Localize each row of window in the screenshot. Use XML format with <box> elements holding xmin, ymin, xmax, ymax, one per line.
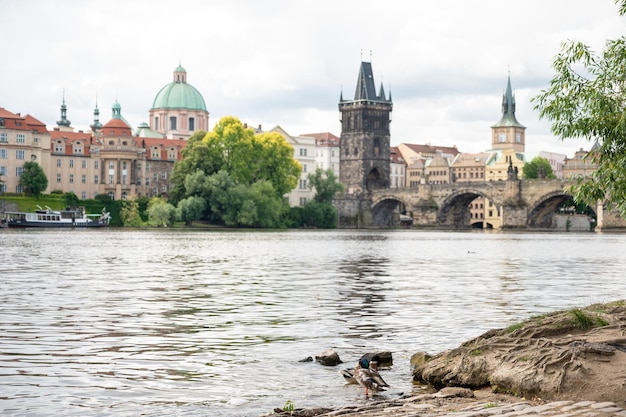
<box><xmin>154</xmin><ymin>116</ymin><xmax>195</xmax><ymax>131</ymax></box>
<box><xmin>0</xmin><ymin>132</ymin><xmax>36</xmax><ymax>144</ymax></box>
<box><xmin>52</xmin><ymin>159</ymin><xmax>168</xmax><ymax>173</ymax></box>
<box><xmin>0</xmin><ymin>166</ymin><xmax>22</xmax><ymax>176</ymax></box>
<box><xmin>0</xmin><ymin>149</ymin><xmax>26</xmax><ymax>159</ymax></box>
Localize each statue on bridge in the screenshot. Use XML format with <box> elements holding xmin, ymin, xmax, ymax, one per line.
<box><xmin>507</xmin><ymin>160</ymin><xmax>519</xmax><ymax>180</ymax></box>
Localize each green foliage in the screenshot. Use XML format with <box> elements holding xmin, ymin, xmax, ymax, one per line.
<box><xmin>522</xmin><ymin>157</ymin><xmax>556</xmax><ymax>179</ymax></box>
<box><xmin>532</xmin><ymin>2</ymin><xmax>626</xmax><ymax>215</ymax></box>
<box><xmin>120</xmin><ymin>199</ymin><xmax>144</xmax><ymax>227</ymax></box>
<box><xmin>95</xmin><ymin>194</ymin><xmax>113</xmax><ymax>203</ymax></box>
<box><xmin>63</xmin><ymin>192</ymin><xmax>79</xmax><ymax>207</ymax></box>
<box><xmin>301</xmin><ymin>201</ymin><xmax>337</xmax><ymax>228</ymax></box>
<box><xmin>169</xmin><ymin>117</ymin><xmax>301</xmax><ymax>227</ymax></box>
<box><xmin>19</xmin><ymin>161</ymin><xmax>48</xmax><ymax>196</ymax></box>
<box><xmin>283</xmin><ymin>400</ymin><xmax>295</xmax><ymax>412</ymax></box>
<box><xmin>146</xmin><ymin>197</ymin><xmax>176</xmax><ymax>227</ymax></box>
<box><xmin>569</xmin><ymin>309</ymin><xmax>595</xmax><ymax>329</ymax></box>
<box><xmin>177</xmin><ymin>195</ymin><xmax>207</xmax><ymax>225</ymax></box>
<box><xmin>308</xmin><ymin>168</ymin><xmax>344</xmax><ymax>203</ymax></box>
<box><xmin>203</xmin><ymin>171</ymin><xmax>286</xmax><ymax>228</ymax></box>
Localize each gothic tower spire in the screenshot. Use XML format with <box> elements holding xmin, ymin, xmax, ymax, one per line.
<box><xmin>56</xmin><ymin>90</ymin><xmax>71</xmax><ymax>128</ymax></box>
<box><xmin>491</xmin><ymin>73</ymin><xmax>526</xmax><ymax>152</ymax></box>
<box><xmin>339</xmin><ymin>60</ymin><xmax>393</xmax><ymax>201</ymax></box>
<box><xmin>90</xmin><ymin>95</ymin><xmax>103</xmax><ymax>132</ymax></box>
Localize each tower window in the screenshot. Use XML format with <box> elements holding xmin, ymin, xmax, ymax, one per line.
<box><xmin>169</xmin><ymin>117</ymin><xmax>177</xmax><ymax>130</ymax></box>
<box><xmin>189</xmin><ymin>117</ymin><xmax>195</xmax><ymax>131</ymax></box>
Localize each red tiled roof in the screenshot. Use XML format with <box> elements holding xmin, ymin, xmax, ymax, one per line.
<box><xmin>390</xmin><ymin>146</ymin><xmax>405</xmax><ymax>164</ymax></box>
<box><xmin>136</xmin><ymin>136</ymin><xmax>188</xmax><ymax>160</ymax></box>
<box><xmin>302</xmin><ymin>132</ymin><xmax>340</xmax><ymax>146</ymax></box>
<box><xmin>24</xmin><ymin>114</ymin><xmax>48</xmax><ymax>133</ymax></box>
<box><xmin>0</xmin><ymin>107</ymin><xmax>20</xmax><ymax>119</ymax></box>
<box><xmin>403</xmin><ymin>143</ymin><xmax>460</xmax><ymax>156</ymax></box>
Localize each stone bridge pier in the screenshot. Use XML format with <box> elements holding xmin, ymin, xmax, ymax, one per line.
<box><xmin>335</xmin><ymin>179</ymin><xmax>626</xmax><ymax>231</ymax></box>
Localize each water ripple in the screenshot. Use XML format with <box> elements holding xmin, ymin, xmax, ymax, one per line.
<box><xmin>1</xmin><ymin>229</ymin><xmax>625</xmax><ymax>416</ymax></box>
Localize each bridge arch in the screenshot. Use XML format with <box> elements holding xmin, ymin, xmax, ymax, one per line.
<box><xmin>437</xmin><ymin>188</ymin><xmax>496</xmax><ymax>229</ymax></box>
<box><xmin>527</xmin><ymin>189</ymin><xmax>596</xmax><ymax>228</ymax></box>
<box><xmin>371</xmin><ymin>195</ymin><xmax>411</xmax><ymax>227</ymax></box>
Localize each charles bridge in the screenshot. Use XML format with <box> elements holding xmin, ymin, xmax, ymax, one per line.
<box><xmin>337</xmin><ymin>179</ymin><xmax>626</xmax><ymax>231</ymax></box>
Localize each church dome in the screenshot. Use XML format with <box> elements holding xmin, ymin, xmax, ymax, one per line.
<box><xmin>151</xmin><ymin>65</ymin><xmax>207</xmax><ymax>111</ymax></box>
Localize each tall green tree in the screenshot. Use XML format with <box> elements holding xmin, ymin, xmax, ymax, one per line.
<box><xmin>177</xmin><ymin>195</ymin><xmax>206</xmax><ymax>226</ymax></box>
<box><xmin>308</xmin><ymin>168</ymin><xmax>344</xmax><ymax>203</ymax></box>
<box><xmin>169</xmin><ymin>117</ymin><xmax>301</xmax><ymax>226</ymax></box>
<box><xmin>296</xmin><ymin>168</ymin><xmax>344</xmax><ymax>228</ymax></box>
<box><xmin>120</xmin><ymin>199</ymin><xmax>144</xmax><ymax>227</ymax></box>
<box><xmin>522</xmin><ymin>157</ymin><xmax>556</xmax><ymax>179</ymax></box>
<box><xmin>146</xmin><ymin>197</ymin><xmax>176</xmax><ymax>227</ymax></box>
<box><xmin>20</xmin><ymin>161</ymin><xmax>48</xmax><ymax>196</ymax></box>
<box><xmin>532</xmin><ymin>0</ymin><xmax>626</xmax><ymax>214</ymax></box>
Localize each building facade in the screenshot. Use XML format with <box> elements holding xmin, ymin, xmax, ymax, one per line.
<box><xmin>270</xmin><ymin>126</ymin><xmax>317</xmax><ymax>207</ymax></box>
<box><xmin>339</xmin><ymin>61</ymin><xmax>392</xmax><ymax>197</ymax></box>
<box><xmin>0</xmin><ymin>108</ymin><xmax>51</xmax><ymax>194</ymax></box>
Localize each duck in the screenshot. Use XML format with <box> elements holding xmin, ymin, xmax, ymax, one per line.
<box><xmin>352</xmin><ymin>357</ymin><xmax>389</xmax><ymax>396</ymax></box>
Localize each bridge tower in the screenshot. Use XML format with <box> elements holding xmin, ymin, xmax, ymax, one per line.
<box><xmin>338</xmin><ymin>60</ymin><xmax>393</xmax><ymax>197</ymax></box>
<box><xmin>491</xmin><ymin>74</ymin><xmax>526</xmax><ymax>153</ymax></box>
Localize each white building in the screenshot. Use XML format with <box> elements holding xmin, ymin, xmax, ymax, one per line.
<box><xmin>304</xmin><ymin>132</ymin><xmax>340</xmax><ymax>177</ymax></box>
<box><xmin>270</xmin><ymin>126</ymin><xmax>317</xmax><ymax>207</ymax></box>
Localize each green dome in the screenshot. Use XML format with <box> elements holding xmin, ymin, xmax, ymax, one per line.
<box><xmin>151</xmin><ymin>66</ymin><xmax>207</xmax><ymax>111</ymax></box>
<box><xmin>151</xmin><ymin>82</ymin><xmax>207</xmax><ymax>111</ymax></box>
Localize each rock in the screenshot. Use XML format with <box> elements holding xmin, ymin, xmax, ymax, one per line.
<box><xmin>433</xmin><ymin>387</ymin><xmax>475</xmax><ymax>398</ymax></box>
<box><xmin>412</xmin><ymin>300</ymin><xmax>626</xmax><ymax>407</ymax></box>
<box><xmin>359</xmin><ymin>351</ymin><xmax>393</xmax><ymax>367</ymax></box>
<box><xmin>298</xmin><ymin>356</ymin><xmax>313</xmax><ymax>362</ymax></box>
<box><xmin>410</xmin><ymin>351</ymin><xmax>432</xmax><ymax>370</ymax></box>
<box><xmin>315</xmin><ymin>349</ymin><xmax>342</xmax><ymax>366</ymax></box>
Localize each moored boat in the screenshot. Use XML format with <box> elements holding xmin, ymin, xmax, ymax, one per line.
<box><xmin>5</xmin><ymin>206</ymin><xmax>110</xmax><ymax>228</ymax></box>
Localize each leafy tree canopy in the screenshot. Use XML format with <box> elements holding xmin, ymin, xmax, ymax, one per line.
<box><xmin>146</xmin><ymin>197</ymin><xmax>176</xmax><ymax>227</ymax></box>
<box><xmin>308</xmin><ymin>168</ymin><xmax>344</xmax><ymax>203</ymax></box>
<box><xmin>170</xmin><ymin>117</ymin><xmax>301</xmax><ymax>204</ymax></box>
<box><xmin>522</xmin><ymin>157</ymin><xmax>556</xmax><ymax>179</ymax></box>
<box><xmin>20</xmin><ymin>161</ymin><xmax>48</xmax><ymax>196</ymax></box>
<box><xmin>532</xmin><ymin>1</ymin><xmax>626</xmax><ymax>214</ymax></box>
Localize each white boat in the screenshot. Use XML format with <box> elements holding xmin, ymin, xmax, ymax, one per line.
<box><xmin>5</xmin><ymin>205</ymin><xmax>110</xmax><ymax>228</ymax></box>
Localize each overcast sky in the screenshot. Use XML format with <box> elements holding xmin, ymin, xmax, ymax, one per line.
<box><xmin>1</xmin><ymin>0</ymin><xmax>624</xmax><ymax>156</ymax></box>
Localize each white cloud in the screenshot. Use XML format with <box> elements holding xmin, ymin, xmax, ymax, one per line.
<box><xmin>0</xmin><ymin>0</ymin><xmax>622</xmax><ymax>157</ymax></box>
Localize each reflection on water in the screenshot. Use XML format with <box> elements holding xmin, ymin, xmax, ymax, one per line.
<box><xmin>1</xmin><ymin>229</ymin><xmax>625</xmax><ymax>416</ymax></box>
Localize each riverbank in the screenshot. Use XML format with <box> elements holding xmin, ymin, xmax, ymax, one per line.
<box><xmin>264</xmin><ymin>301</ymin><xmax>626</xmax><ymax>417</ymax></box>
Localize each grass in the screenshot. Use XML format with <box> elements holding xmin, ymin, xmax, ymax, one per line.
<box><xmin>570</xmin><ymin>309</ymin><xmax>595</xmax><ymax>329</ymax></box>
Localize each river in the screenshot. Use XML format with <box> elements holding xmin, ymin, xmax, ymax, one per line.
<box><xmin>1</xmin><ymin>229</ymin><xmax>625</xmax><ymax>416</ymax></box>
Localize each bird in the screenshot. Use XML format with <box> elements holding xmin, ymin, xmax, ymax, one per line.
<box><xmin>352</xmin><ymin>357</ymin><xmax>389</xmax><ymax>396</ymax></box>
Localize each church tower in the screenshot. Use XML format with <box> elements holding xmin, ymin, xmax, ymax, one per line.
<box><xmin>56</xmin><ymin>92</ymin><xmax>72</xmax><ymax>132</ymax></box>
<box><xmin>339</xmin><ymin>60</ymin><xmax>393</xmax><ymax>197</ymax></box>
<box><xmin>491</xmin><ymin>74</ymin><xmax>526</xmax><ymax>152</ymax></box>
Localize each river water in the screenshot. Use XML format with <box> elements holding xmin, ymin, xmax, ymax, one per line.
<box><xmin>1</xmin><ymin>229</ymin><xmax>625</xmax><ymax>416</ymax></box>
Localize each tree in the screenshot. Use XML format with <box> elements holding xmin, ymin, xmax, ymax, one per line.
<box><xmin>177</xmin><ymin>195</ymin><xmax>206</xmax><ymax>226</ymax></box>
<box><xmin>522</xmin><ymin>157</ymin><xmax>556</xmax><ymax>179</ymax></box>
<box><xmin>308</xmin><ymin>168</ymin><xmax>344</xmax><ymax>203</ymax></box>
<box><xmin>146</xmin><ymin>197</ymin><xmax>176</xmax><ymax>227</ymax></box>
<box><xmin>19</xmin><ymin>161</ymin><xmax>48</xmax><ymax>196</ymax></box>
<box><xmin>170</xmin><ymin>117</ymin><xmax>301</xmax><ymax>204</ymax></box>
<box><xmin>301</xmin><ymin>201</ymin><xmax>337</xmax><ymax>228</ymax></box>
<box><xmin>532</xmin><ymin>1</ymin><xmax>626</xmax><ymax>214</ymax></box>
<box><xmin>169</xmin><ymin>116</ymin><xmax>301</xmax><ymax>226</ymax></box>
<box><xmin>120</xmin><ymin>199</ymin><xmax>144</xmax><ymax>227</ymax></box>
